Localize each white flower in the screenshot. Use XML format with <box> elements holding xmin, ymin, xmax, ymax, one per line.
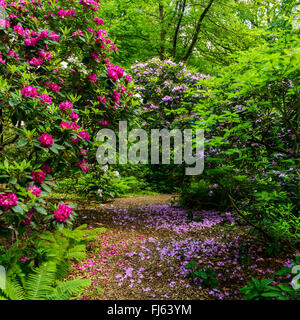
<box><xmin>113</xmin><ymin>171</ymin><xmax>120</xmax><ymax>178</ymax></box>
<box><xmin>97</xmin><ymin>189</ymin><xmax>103</xmax><ymax>197</ymax></box>
<box><xmin>101</xmin><ymin>165</ymin><xmax>108</xmax><ymax>172</ymax></box>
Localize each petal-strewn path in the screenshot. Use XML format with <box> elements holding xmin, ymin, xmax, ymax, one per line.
<box><xmin>68</xmin><ymin>195</ymin><xmax>297</xmax><ymax>300</ymax></box>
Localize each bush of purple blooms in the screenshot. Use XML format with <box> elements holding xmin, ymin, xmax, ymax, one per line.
<box><xmin>132</xmin><ymin>57</ymin><xmax>210</xmax><ymax>129</ymax></box>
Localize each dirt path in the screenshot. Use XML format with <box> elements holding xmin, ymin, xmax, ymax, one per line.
<box><xmin>68</xmin><ymin>195</ymin><xmax>296</xmax><ymax>300</ymax></box>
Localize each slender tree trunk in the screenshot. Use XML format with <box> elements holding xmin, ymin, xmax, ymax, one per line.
<box><xmin>171</xmin><ymin>0</ymin><xmax>187</xmax><ymax>59</ymax></box>
<box><xmin>182</xmin><ymin>0</ymin><xmax>214</xmax><ymax>62</ymax></box>
<box><xmin>159</xmin><ymin>4</ymin><xmax>167</xmax><ymax>60</ymax></box>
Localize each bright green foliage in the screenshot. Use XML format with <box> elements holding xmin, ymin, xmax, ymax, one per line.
<box><xmin>0</xmin><ymin>262</ymin><xmax>91</xmax><ymax>300</ymax></box>
<box><xmin>0</xmin><ymin>225</ymin><xmax>105</xmax><ymax>295</ymax></box>
<box><xmin>180</xmin><ymin>16</ymin><xmax>300</xmax><ymax>245</ymax></box>
<box><xmin>240</xmin><ymin>256</ymin><xmax>300</xmax><ymax>300</ymax></box>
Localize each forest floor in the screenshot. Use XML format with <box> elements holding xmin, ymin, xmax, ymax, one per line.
<box><xmin>65</xmin><ymin>195</ymin><xmax>297</xmax><ymax>300</ymax></box>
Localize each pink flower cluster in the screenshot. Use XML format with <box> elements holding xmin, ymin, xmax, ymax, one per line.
<box><xmin>31</xmin><ymin>171</ymin><xmax>46</xmax><ymax>185</ymax></box>
<box><xmin>78</xmin><ymin>131</ymin><xmax>90</xmax><ymax>141</ymax></box>
<box><xmin>38</xmin><ymin>133</ymin><xmax>53</xmax><ymax>148</ymax></box>
<box><xmin>21</xmin><ymin>86</ymin><xmax>38</xmax><ymax>98</ymax></box>
<box><xmin>60</xmin><ymin>121</ymin><xmax>80</xmax><ymax>131</ymax></box>
<box><xmin>39</xmin><ymin>94</ymin><xmax>52</xmax><ymax>104</ymax></box>
<box><xmin>59</xmin><ymin>121</ymin><xmax>90</xmax><ymax>143</ymax></box>
<box><xmin>14</xmin><ymin>24</ymin><xmax>60</xmax><ymax>46</ymax></box>
<box><xmin>27</xmin><ymin>185</ymin><xmax>41</xmax><ymax>197</ymax></box>
<box><xmin>108</xmin><ymin>64</ymin><xmax>124</xmax><ymax>82</ymax></box>
<box><xmin>45</xmin><ymin>81</ymin><xmax>60</xmax><ymax>93</ymax></box>
<box><xmin>27</xmin><ymin>50</ymin><xmax>52</xmax><ymax>66</ymax></box>
<box><xmin>97</xmin><ymin>96</ymin><xmax>106</xmax><ymax>104</ymax></box>
<box><xmin>78</xmin><ymin>159</ymin><xmax>89</xmax><ymax>172</ymax></box>
<box><xmin>59</xmin><ymin>101</ymin><xmax>73</xmax><ymax>113</ymax></box>
<box><xmin>80</xmin><ymin>0</ymin><xmax>99</xmax><ymax>12</ymax></box>
<box><xmin>88</xmin><ymin>72</ymin><xmax>98</xmax><ymax>83</ymax></box>
<box><xmin>57</xmin><ymin>9</ymin><xmax>76</xmax><ymax>18</ymax></box>
<box><xmin>93</xmin><ymin>17</ymin><xmax>104</xmax><ymax>25</ymax></box>
<box><xmin>53</xmin><ymin>203</ymin><xmax>74</xmax><ymax>223</ymax></box>
<box><xmin>7</xmin><ymin>50</ymin><xmax>20</xmax><ymax>61</ymax></box>
<box><xmin>0</xmin><ymin>193</ymin><xmax>18</xmax><ymax>211</ymax></box>
<box><xmin>0</xmin><ymin>53</ymin><xmax>5</xmax><ymax>65</ymax></box>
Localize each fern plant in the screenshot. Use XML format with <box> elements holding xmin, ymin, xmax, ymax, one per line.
<box><xmin>0</xmin><ymin>262</ymin><xmax>90</xmax><ymax>300</ymax></box>
<box><xmin>38</xmin><ymin>224</ymin><xmax>106</xmax><ymax>280</ymax></box>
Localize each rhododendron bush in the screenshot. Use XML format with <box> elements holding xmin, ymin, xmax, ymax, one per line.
<box><xmin>131</xmin><ymin>58</ymin><xmax>209</xmax><ymax>193</ymax></box>
<box><xmin>0</xmin><ymin>0</ymin><xmax>134</xmax><ymax>236</ymax></box>
<box><xmin>132</xmin><ymin>58</ymin><xmax>210</xmax><ymax>130</ymax></box>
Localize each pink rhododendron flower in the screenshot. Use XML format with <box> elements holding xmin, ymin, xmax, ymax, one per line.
<box><xmin>0</xmin><ymin>193</ymin><xmax>18</xmax><ymax>211</ymax></box>
<box><xmin>88</xmin><ymin>72</ymin><xmax>98</xmax><ymax>83</ymax></box>
<box><xmin>60</xmin><ymin>121</ymin><xmax>72</xmax><ymax>130</ymax></box>
<box><xmin>45</xmin><ymin>81</ymin><xmax>60</xmax><ymax>92</ymax></box>
<box><xmin>39</xmin><ymin>94</ymin><xmax>52</xmax><ymax>104</ymax></box>
<box><xmin>108</xmin><ymin>68</ymin><xmax>118</xmax><ymax>82</ymax></box>
<box><xmin>0</xmin><ymin>53</ymin><xmax>5</xmax><ymax>64</ymax></box>
<box><xmin>97</xmin><ymin>96</ymin><xmax>106</xmax><ymax>104</ymax></box>
<box><xmin>114</xmin><ymin>65</ymin><xmax>124</xmax><ymax>78</ymax></box>
<box><xmin>39</xmin><ymin>50</ymin><xmax>52</xmax><ymax>61</ymax></box>
<box><xmin>78</xmin><ymin>131</ymin><xmax>90</xmax><ymax>141</ymax></box>
<box><xmin>31</xmin><ymin>171</ymin><xmax>46</xmax><ymax>184</ymax></box>
<box><xmin>72</xmin><ymin>30</ymin><xmax>84</xmax><ymax>37</ymax></box>
<box><xmin>27</xmin><ymin>185</ymin><xmax>41</xmax><ymax>197</ymax></box>
<box><xmin>91</xmin><ymin>52</ymin><xmax>99</xmax><ymax>61</ymax></box>
<box><xmin>48</xmin><ymin>32</ymin><xmax>60</xmax><ymax>42</ymax></box>
<box><xmin>93</xmin><ymin>17</ymin><xmax>104</xmax><ymax>25</ymax></box>
<box><xmin>124</xmin><ymin>74</ymin><xmax>132</xmax><ymax>83</ymax></box>
<box><xmin>0</xmin><ymin>1</ymin><xmax>7</xmax><ymax>8</ymax></box>
<box><xmin>112</xmin><ymin>90</ymin><xmax>120</xmax><ymax>102</ymax></box>
<box><xmin>38</xmin><ymin>133</ymin><xmax>53</xmax><ymax>148</ymax></box>
<box><xmin>24</xmin><ymin>37</ymin><xmax>39</xmax><ymax>47</ymax></box>
<box><xmin>7</xmin><ymin>50</ymin><xmax>20</xmax><ymax>61</ymax></box>
<box><xmin>27</xmin><ymin>57</ymin><xmax>44</xmax><ymax>66</ymax></box>
<box><xmin>57</xmin><ymin>9</ymin><xmax>75</xmax><ymax>18</ymax></box>
<box><xmin>53</xmin><ymin>203</ymin><xmax>74</xmax><ymax>223</ymax></box>
<box><xmin>78</xmin><ymin>159</ymin><xmax>89</xmax><ymax>172</ymax></box>
<box><xmin>21</xmin><ymin>86</ymin><xmax>38</xmax><ymax>98</ymax></box>
<box><xmin>14</xmin><ymin>25</ymin><xmax>25</xmax><ymax>36</ymax></box>
<box><xmin>118</xmin><ymin>85</ymin><xmax>126</xmax><ymax>94</ymax></box>
<box><xmin>59</xmin><ymin>101</ymin><xmax>73</xmax><ymax>112</ymax></box>
<box><xmin>70</xmin><ymin>111</ymin><xmax>79</xmax><ymax>121</ymax></box>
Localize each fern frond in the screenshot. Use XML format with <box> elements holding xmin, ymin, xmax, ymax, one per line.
<box><xmin>66</xmin><ymin>245</ymin><xmax>86</xmax><ymax>260</ymax></box>
<box><xmin>48</xmin><ymin>279</ymin><xmax>91</xmax><ymax>300</ymax></box>
<box><xmin>24</xmin><ymin>262</ymin><xmax>56</xmax><ymax>300</ymax></box>
<box><xmin>0</xmin><ymin>278</ymin><xmax>25</xmax><ymax>300</ymax></box>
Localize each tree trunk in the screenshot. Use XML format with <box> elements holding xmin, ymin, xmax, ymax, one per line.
<box><xmin>171</xmin><ymin>0</ymin><xmax>187</xmax><ymax>59</ymax></box>
<box><xmin>159</xmin><ymin>4</ymin><xmax>167</xmax><ymax>60</ymax></box>
<box><xmin>182</xmin><ymin>0</ymin><xmax>215</xmax><ymax>62</ymax></box>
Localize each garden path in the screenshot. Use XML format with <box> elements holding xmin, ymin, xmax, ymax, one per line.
<box><xmin>68</xmin><ymin>195</ymin><xmax>293</xmax><ymax>300</ymax></box>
